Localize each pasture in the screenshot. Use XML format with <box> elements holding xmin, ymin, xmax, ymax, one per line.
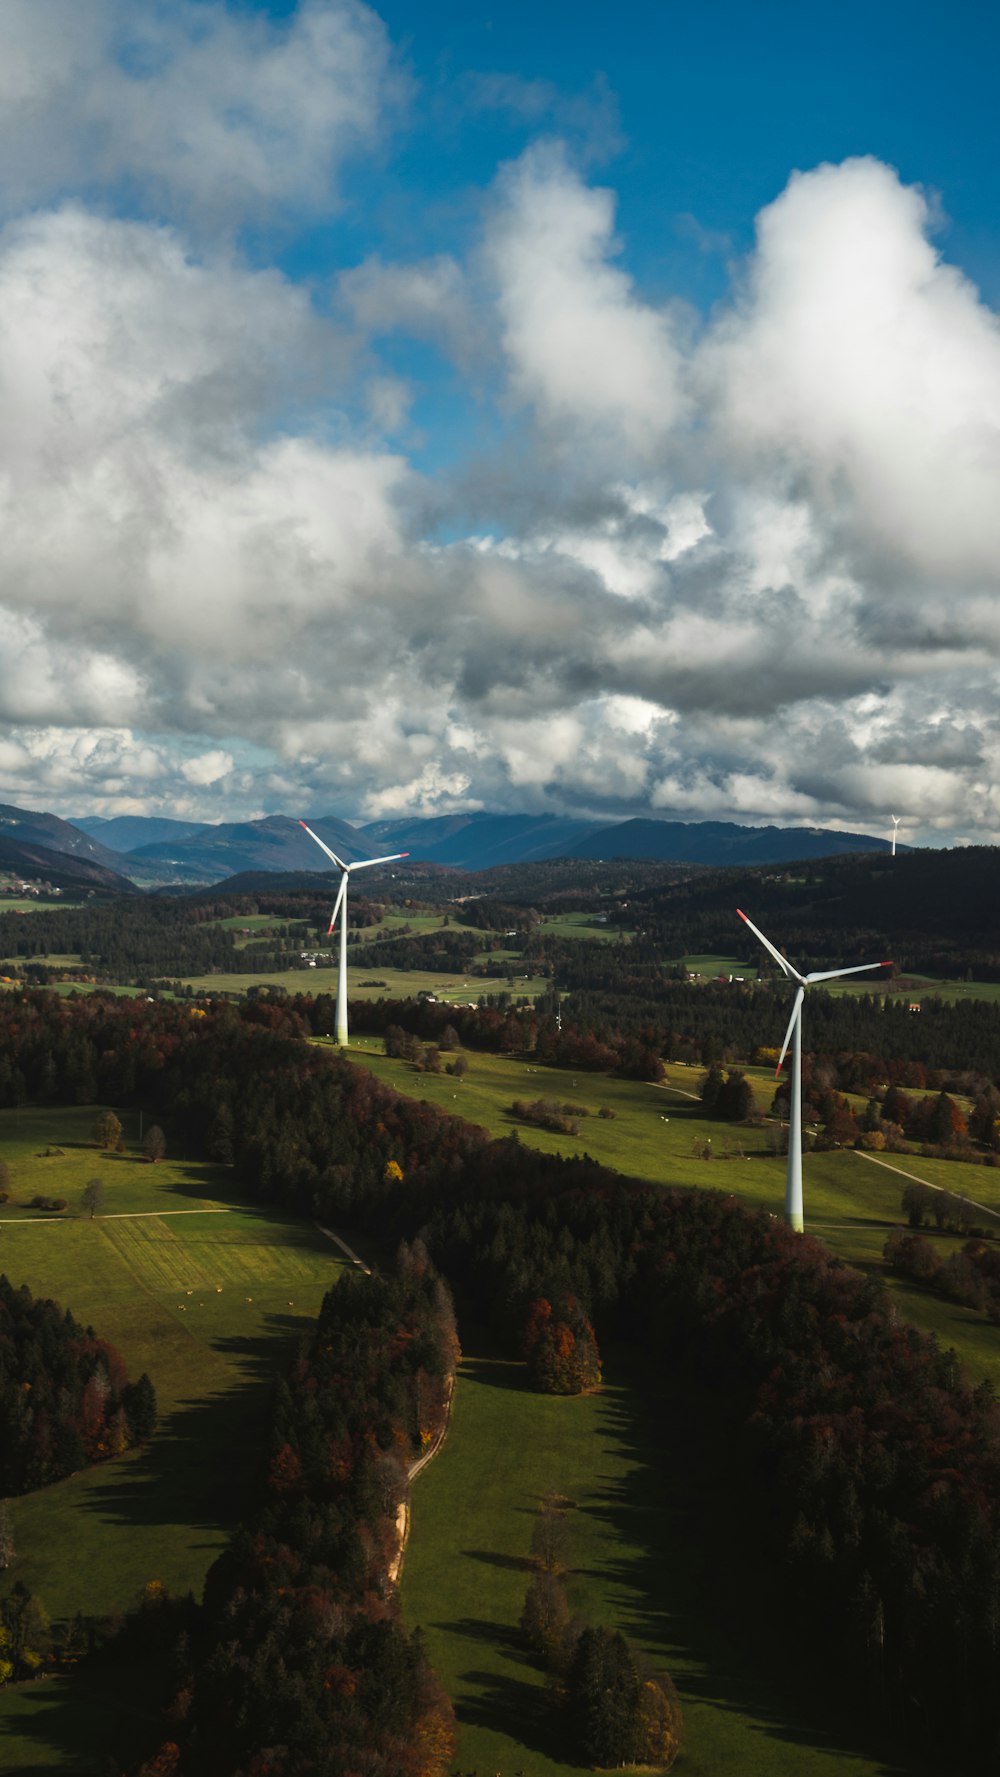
<box><xmin>0</xmin><ymin>1104</ymin><xmax>348</xmax><ymax>1769</ymax></box>
<box><xmin>345</xmin><ymin>1043</ymin><xmax>1000</xmax><ymax>1389</ymax></box>
<box><xmin>180</xmin><ymin>963</ymin><xmax>553</xmax><ymax>1001</ymax></box>
<box><xmin>402</xmin><ymin>1347</ymin><xmax>905</xmax><ymax>1777</ymax></box>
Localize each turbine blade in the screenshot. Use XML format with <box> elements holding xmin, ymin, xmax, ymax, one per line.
<box><xmin>737</xmin><ymin>908</ymin><xmax>803</xmax><ymax>982</ymax></box>
<box><xmin>804</xmin><ymin>960</ymin><xmax>893</xmax><ymax>984</ymax></box>
<box><xmin>299</xmin><ymin>820</ymin><xmax>347</xmax><ymax>871</ymax></box>
<box><xmin>776</xmin><ymin>986</ymin><xmax>804</xmax><ymax>1076</ymax></box>
<box><xmin>347</xmin><ymin>851</ymin><xmax>410</xmax><ymax>872</ymax></box>
<box><xmin>326</xmin><ymin>873</ymin><xmax>347</xmax><ymax>937</ymax></box>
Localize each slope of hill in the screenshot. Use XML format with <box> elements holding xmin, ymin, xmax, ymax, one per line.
<box><xmin>0</xmin><ymin>835</ymin><xmax>136</xmax><ymax>893</ymax></box>
<box><xmin>76</xmin><ymin>814</ymin><xmax>211</xmax><ymax>852</ymax></box>
<box><xmin>569</xmin><ymin>817</ymin><xmax>896</xmax><ymax>863</ymax></box>
<box><xmin>0</xmin><ymin>802</ymin><xmax>128</xmax><ymax>875</ymax></box>
<box><xmin>361</xmin><ymin>811</ymin><xmax>605</xmax><ymax>867</ymax></box>
<box><xmin>126</xmin><ymin>814</ymin><xmax>373</xmax><ymax>881</ymax></box>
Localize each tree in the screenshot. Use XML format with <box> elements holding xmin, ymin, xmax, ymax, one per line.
<box><xmin>81</xmin><ymin>1177</ymin><xmax>105</xmax><ymax>1219</ymax></box>
<box><xmin>530</xmin><ymin>1502</ymin><xmax>571</xmax><ymax>1573</ymax></box>
<box><xmin>0</xmin><ymin>1501</ymin><xmax>13</xmax><ymax>1570</ymax></box>
<box><xmin>93</xmin><ymin>1110</ymin><xmax>122</xmax><ymax>1150</ymax></box>
<box><xmin>143</xmin><ymin>1125</ymin><xmax>166</xmax><ymax>1163</ymax></box>
<box><xmin>520</xmin><ymin>1570</ymin><xmax>571</xmax><ymax>1656</ymax></box>
<box><xmin>569</xmin><ymin>1625</ymin><xmax>642</xmax><ymax>1766</ymax></box>
<box><xmin>123</xmin><ymin>1374</ymin><xmax>158</xmax><ymax>1442</ymax></box>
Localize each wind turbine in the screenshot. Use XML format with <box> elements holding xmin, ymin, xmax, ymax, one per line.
<box><xmin>890</xmin><ymin>814</ymin><xmax>901</xmax><ymax>858</ymax></box>
<box><xmin>300</xmin><ymin>822</ymin><xmax>408</xmax><ymax>1047</ymax></box>
<box><xmin>737</xmin><ymin>909</ymin><xmax>892</xmax><ymax>1232</ymax></box>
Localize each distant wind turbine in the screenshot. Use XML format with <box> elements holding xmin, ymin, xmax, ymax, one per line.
<box><xmin>890</xmin><ymin>814</ymin><xmax>901</xmax><ymax>858</ymax></box>
<box><xmin>300</xmin><ymin>822</ymin><xmax>408</xmax><ymax>1046</ymax></box>
<box><xmin>737</xmin><ymin>909</ymin><xmax>892</xmax><ymax>1231</ymax></box>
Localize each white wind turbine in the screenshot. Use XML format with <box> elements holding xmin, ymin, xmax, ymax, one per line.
<box><xmin>738</xmin><ymin>909</ymin><xmax>892</xmax><ymax>1231</ymax></box>
<box><xmin>890</xmin><ymin>814</ymin><xmax>901</xmax><ymax>857</ymax></box>
<box><xmin>300</xmin><ymin>822</ymin><xmax>408</xmax><ymax>1047</ymax></box>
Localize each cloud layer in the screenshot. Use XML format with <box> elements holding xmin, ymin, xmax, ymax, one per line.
<box><xmin>0</xmin><ymin>4</ymin><xmax>997</xmax><ymax>844</ymax></box>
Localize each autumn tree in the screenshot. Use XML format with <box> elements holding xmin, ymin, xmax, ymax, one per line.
<box><xmin>93</xmin><ymin>1109</ymin><xmax>122</xmax><ymax>1150</ymax></box>
<box><xmin>82</xmin><ymin>1177</ymin><xmax>105</xmax><ymax>1219</ymax></box>
<box><xmin>520</xmin><ymin>1570</ymin><xmax>571</xmax><ymax>1657</ymax></box>
<box><xmin>143</xmin><ymin>1125</ymin><xmax>167</xmax><ymax>1163</ymax></box>
<box><xmin>530</xmin><ymin>1499</ymin><xmax>571</xmax><ymax>1573</ymax></box>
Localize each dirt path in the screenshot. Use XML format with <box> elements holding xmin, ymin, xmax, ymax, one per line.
<box><xmin>0</xmin><ymin>1206</ymin><xmax>235</xmax><ymax>1225</ymax></box>
<box><xmin>389</xmin><ymin>1375</ymin><xmax>455</xmax><ymax>1586</ymax></box>
<box><xmin>854</xmin><ymin>1148</ymin><xmax>1000</xmax><ymax>1224</ymax></box>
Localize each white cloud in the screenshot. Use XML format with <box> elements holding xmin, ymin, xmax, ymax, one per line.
<box><xmin>700</xmin><ymin>156</ymin><xmax>1000</xmax><ymax>583</ymax></box>
<box><xmin>0</xmin><ymin>0</ymin><xmax>399</xmax><ymax>227</ymax></box>
<box><xmin>486</xmin><ymin>143</ymin><xmax>686</xmax><ymax>459</ymax></box>
<box><xmin>0</xmin><ymin>105</ymin><xmax>996</xmax><ymax>845</ymax></box>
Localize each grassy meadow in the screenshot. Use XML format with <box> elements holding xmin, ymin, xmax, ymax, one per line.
<box><xmin>402</xmin><ymin>1348</ymin><xmax>906</xmax><ymax>1777</ymax></box>
<box><xmin>344</xmin><ymin>1042</ymin><xmax>1000</xmax><ymax>1388</ymax></box>
<box><xmin>0</xmin><ymin>1104</ymin><xmax>349</xmax><ymax>1772</ymax></box>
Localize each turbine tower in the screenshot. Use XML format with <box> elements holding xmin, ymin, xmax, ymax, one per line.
<box><xmin>300</xmin><ymin>822</ymin><xmax>408</xmax><ymax>1047</ymax></box>
<box><xmin>738</xmin><ymin>909</ymin><xmax>892</xmax><ymax>1232</ymax></box>
<box><xmin>891</xmin><ymin>814</ymin><xmax>901</xmax><ymax>858</ymax></box>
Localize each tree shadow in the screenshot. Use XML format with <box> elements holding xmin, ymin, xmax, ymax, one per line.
<box><xmin>463</xmin><ymin>1548</ymin><xmax>533</xmax><ymax>1572</ymax></box>
<box><xmin>574</xmin><ymin>1353</ymin><xmax>910</xmax><ymax>1774</ymax></box>
<box><xmin>74</xmin><ymin>1316</ymin><xmax>302</xmax><ymax>1536</ymax></box>
<box><xmin>0</xmin><ymin>1665</ymin><xmax>160</xmax><ymax>1776</ymax></box>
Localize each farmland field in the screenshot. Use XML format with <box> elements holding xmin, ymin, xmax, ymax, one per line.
<box><xmin>0</xmin><ymin>1104</ymin><xmax>350</xmax><ymax>1772</ymax></box>
<box><xmin>178</xmin><ymin>963</ymin><xmax>553</xmax><ymax>1000</ymax></box>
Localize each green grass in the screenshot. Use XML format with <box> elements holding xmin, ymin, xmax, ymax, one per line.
<box><xmin>680</xmin><ymin>953</ymin><xmax>759</xmax><ymax>978</ymax></box>
<box><xmin>540</xmin><ymin>912</ymin><xmax>633</xmax><ymax>944</ymax></box>
<box><xmin>0</xmin><ymin>1103</ymin><xmax>351</xmax><ymax>1768</ymax></box>
<box><xmin>0</xmin><ymin>900</ymin><xmax>83</xmax><ymax>914</ymax></box>
<box><xmin>344</xmin><ymin>1044</ymin><xmax>1000</xmax><ymax>1389</ymax></box>
<box><xmin>402</xmin><ymin>1347</ymin><xmax>905</xmax><ymax>1777</ymax></box>
<box><xmin>180</xmin><ymin>964</ymin><xmax>553</xmax><ymax>1002</ymax></box>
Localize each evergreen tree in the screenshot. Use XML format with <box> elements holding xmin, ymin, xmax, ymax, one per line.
<box><xmin>569</xmin><ymin>1626</ymin><xmax>642</xmax><ymax>1766</ymax></box>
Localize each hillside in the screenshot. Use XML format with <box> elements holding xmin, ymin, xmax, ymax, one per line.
<box><xmin>64</xmin><ymin>805</ymin><xmax>904</xmax><ymax>882</ymax></box>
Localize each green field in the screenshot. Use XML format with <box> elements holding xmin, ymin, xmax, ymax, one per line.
<box><xmin>180</xmin><ymin>964</ymin><xmax>553</xmax><ymax>1002</ymax></box>
<box><xmin>0</xmin><ymin>1105</ymin><xmax>349</xmax><ymax>1772</ymax></box>
<box><xmin>402</xmin><ymin>1347</ymin><xmax>905</xmax><ymax>1777</ymax></box>
<box><xmin>344</xmin><ymin>1043</ymin><xmax>1000</xmax><ymax>1388</ymax></box>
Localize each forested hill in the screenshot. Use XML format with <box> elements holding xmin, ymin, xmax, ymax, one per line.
<box><xmin>458</xmin><ymin>846</ymin><xmax>999</xmax><ymax>978</ymax></box>
<box><xmin>611</xmin><ymin>846</ymin><xmax>999</xmax><ymax>975</ymax></box>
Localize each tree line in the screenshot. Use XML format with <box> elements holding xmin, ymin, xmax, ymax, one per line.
<box><xmin>0</xmin><ymin>1275</ymin><xmax>156</xmax><ymax>1498</ymax></box>
<box><xmin>5</xmin><ymin>994</ymin><xmax>1000</xmax><ymax>1767</ymax></box>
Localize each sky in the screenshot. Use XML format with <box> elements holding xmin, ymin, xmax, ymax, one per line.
<box><xmin>1</xmin><ymin>0</ymin><xmax>999</xmax><ymax>844</ymax></box>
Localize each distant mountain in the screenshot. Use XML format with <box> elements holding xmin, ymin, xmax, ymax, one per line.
<box><xmin>76</xmin><ymin>814</ymin><xmax>210</xmax><ymax>853</ymax></box>
<box><xmin>126</xmin><ymin>814</ymin><xmax>376</xmax><ymax>882</ymax></box>
<box><xmin>0</xmin><ymin>803</ymin><xmax>128</xmax><ymax>875</ymax></box>
<box><xmin>361</xmin><ymin>811</ymin><xmax>604</xmax><ymax>869</ymax></box>
<box><xmin>0</xmin><ymin>835</ymin><xmax>135</xmax><ymax>893</ymax></box>
<box><xmin>568</xmin><ymin>818</ymin><xmax>899</xmax><ymax>864</ymax></box>
<box><xmin>57</xmin><ymin>806</ymin><xmax>904</xmax><ymax>885</ymax></box>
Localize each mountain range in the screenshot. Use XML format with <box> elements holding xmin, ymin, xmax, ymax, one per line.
<box><xmin>0</xmin><ymin>802</ymin><xmax>905</xmax><ymax>890</ymax></box>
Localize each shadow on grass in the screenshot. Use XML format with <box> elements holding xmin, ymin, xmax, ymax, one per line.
<box><xmin>464</xmin><ymin>1548</ymin><xmax>534</xmax><ymax>1572</ymax></box>
<box><xmin>577</xmin><ymin>1355</ymin><xmax>909</xmax><ymax>1775</ymax></box>
<box><xmin>0</xmin><ymin>1665</ymin><xmax>161</xmax><ymax>1777</ymax></box>
<box><xmin>76</xmin><ymin>1316</ymin><xmax>303</xmax><ymax>1537</ymax></box>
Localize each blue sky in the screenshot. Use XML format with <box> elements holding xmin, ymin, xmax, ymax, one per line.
<box><xmin>0</xmin><ymin>0</ymin><xmax>997</xmax><ymax>844</ymax></box>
